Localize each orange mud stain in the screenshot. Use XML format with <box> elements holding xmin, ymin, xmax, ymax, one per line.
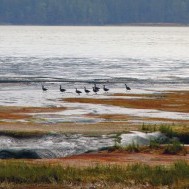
<box><xmin>10</xmin><ymin>146</ymin><xmax>189</xmax><ymax>168</ymax></box>
<box><xmin>60</xmin><ymin>151</ymin><xmax>189</xmax><ymax>167</ymax></box>
<box><xmin>0</xmin><ymin>106</ymin><xmax>66</xmax><ymax>120</ymax></box>
<box><xmin>64</xmin><ymin>91</ymin><xmax>189</xmax><ymax>113</ymax></box>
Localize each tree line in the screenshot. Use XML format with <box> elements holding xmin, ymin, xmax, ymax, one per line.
<box><xmin>0</xmin><ymin>0</ymin><xmax>189</xmax><ymax>25</ymax></box>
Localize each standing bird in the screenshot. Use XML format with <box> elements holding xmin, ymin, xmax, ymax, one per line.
<box><xmin>42</xmin><ymin>85</ymin><xmax>48</xmax><ymax>91</ymax></box>
<box><xmin>93</xmin><ymin>87</ymin><xmax>98</xmax><ymax>94</ymax></box>
<box><xmin>94</xmin><ymin>83</ymin><xmax>100</xmax><ymax>91</ymax></box>
<box><xmin>75</xmin><ymin>88</ymin><xmax>82</xmax><ymax>95</ymax></box>
<box><xmin>125</xmin><ymin>84</ymin><xmax>131</xmax><ymax>91</ymax></box>
<box><xmin>84</xmin><ymin>87</ymin><xmax>90</xmax><ymax>94</ymax></box>
<box><xmin>103</xmin><ymin>85</ymin><xmax>109</xmax><ymax>93</ymax></box>
<box><xmin>60</xmin><ymin>85</ymin><xmax>66</xmax><ymax>92</ymax></box>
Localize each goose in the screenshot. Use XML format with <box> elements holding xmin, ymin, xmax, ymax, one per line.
<box><xmin>42</xmin><ymin>85</ymin><xmax>48</xmax><ymax>91</ymax></box>
<box><xmin>103</xmin><ymin>85</ymin><xmax>109</xmax><ymax>92</ymax></box>
<box><xmin>94</xmin><ymin>83</ymin><xmax>100</xmax><ymax>91</ymax></box>
<box><xmin>93</xmin><ymin>87</ymin><xmax>98</xmax><ymax>94</ymax></box>
<box><xmin>125</xmin><ymin>84</ymin><xmax>131</xmax><ymax>91</ymax></box>
<box><xmin>75</xmin><ymin>88</ymin><xmax>82</xmax><ymax>95</ymax></box>
<box><xmin>60</xmin><ymin>85</ymin><xmax>66</xmax><ymax>92</ymax></box>
<box><xmin>84</xmin><ymin>87</ymin><xmax>90</xmax><ymax>94</ymax></box>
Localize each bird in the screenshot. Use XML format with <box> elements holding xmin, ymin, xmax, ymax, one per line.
<box><xmin>60</xmin><ymin>85</ymin><xmax>66</xmax><ymax>92</ymax></box>
<box><xmin>125</xmin><ymin>84</ymin><xmax>131</xmax><ymax>91</ymax></box>
<box><xmin>94</xmin><ymin>83</ymin><xmax>100</xmax><ymax>91</ymax></box>
<box><xmin>75</xmin><ymin>88</ymin><xmax>82</xmax><ymax>95</ymax></box>
<box><xmin>93</xmin><ymin>87</ymin><xmax>98</xmax><ymax>94</ymax></box>
<box><xmin>103</xmin><ymin>85</ymin><xmax>109</xmax><ymax>92</ymax></box>
<box><xmin>42</xmin><ymin>85</ymin><xmax>48</xmax><ymax>91</ymax></box>
<box><xmin>84</xmin><ymin>87</ymin><xmax>90</xmax><ymax>94</ymax></box>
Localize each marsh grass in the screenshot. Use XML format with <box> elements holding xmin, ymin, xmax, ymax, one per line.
<box><xmin>163</xmin><ymin>141</ymin><xmax>187</xmax><ymax>155</ymax></box>
<box><xmin>0</xmin><ymin>161</ymin><xmax>189</xmax><ymax>187</ymax></box>
<box><xmin>141</xmin><ymin>124</ymin><xmax>189</xmax><ymax>144</ymax></box>
<box><xmin>126</xmin><ymin>142</ymin><xmax>140</xmax><ymax>152</ymax></box>
<box><xmin>149</xmin><ymin>139</ymin><xmax>161</xmax><ymax>149</ymax></box>
<box><xmin>141</xmin><ymin>123</ymin><xmax>157</xmax><ymax>132</ymax></box>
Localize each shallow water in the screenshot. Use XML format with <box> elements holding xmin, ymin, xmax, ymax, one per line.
<box><xmin>0</xmin><ymin>132</ymin><xmax>165</xmax><ymax>159</ymax></box>
<box><xmin>1</xmin><ymin>26</ymin><xmax>189</xmax><ymax>106</ymax></box>
<box><xmin>0</xmin><ymin>26</ymin><xmax>189</xmax><ymax>88</ymax></box>
<box><xmin>0</xmin><ymin>134</ymin><xmax>114</xmax><ymax>158</ymax></box>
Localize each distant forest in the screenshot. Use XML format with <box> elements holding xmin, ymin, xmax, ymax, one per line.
<box><xmin>0</xmin><ymin>0</ymin><xmax>189</xmax><ymax>25</ymax></box>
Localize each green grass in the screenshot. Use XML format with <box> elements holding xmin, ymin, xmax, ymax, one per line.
<box><xmin>141</xmin><ymin>123</ymin><xmax>189</xmax><ymax>144</ymax></box>
<box><xmin>0</xmin><ymin>161</ymin><xmax>189</xmax><ymax>187</ymax></box>
<box><xmin>149</xmin><ymin>139</ymin><xmax>161</xmax><ymax>149</ymax></box>
<box><xmin>126</xmin><ymin>142</ymin><xmax>140</xmax><ymax>152</ymax></box>
<box><xmin>141</xmin><ymin>123</ymin><xmax>157</xmax><ymax>132</ymax></box>
<box><xmin>163</xmin><ymin>141</ymin><xmax>187</xmax><ymax>155</ymax></box>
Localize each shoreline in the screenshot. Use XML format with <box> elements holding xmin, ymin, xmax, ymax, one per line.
<box><xmin>0</xmin><ymin>23</ymin><xmax>189</xmax><ymax>27</ymax></box>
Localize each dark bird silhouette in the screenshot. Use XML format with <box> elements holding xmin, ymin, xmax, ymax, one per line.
<box><xmin>42</xmin><ymin>85</ymin><xmax>48</xmax><ymax>91</ymax></box>
<box><xmin>125</xmin><ymin>84</ymin><xmax>131</xmax><ymax>91</ymax></box>
<box><xmin>93</xmin><ymin>87</ymin><xmax>98</xmax><ymax>94</ymax></box>
<box><xmin>94</xmin><ymin>83</ymin><xmax>100</xmax><ymax>91</ymax></box>
<box><xmin>103</xmin><ymin>85</ymin><xmax>109</xmax><ymax>92</ymax></box>
<box><xmin>75</xmin><ymin>88</ymin><xmax>82</xmax><ymax>95</ymax></box>
<box><xmin>84</xmin><ymin>87</ymin><xmax>90</xmax><ymax>94</ymax></box>
<box><xmin>60</xmin><ymin>85</ymin><xmax>66</xmax><ymax>92</ymax></box>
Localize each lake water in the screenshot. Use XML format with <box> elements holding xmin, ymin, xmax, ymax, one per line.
<box><xmin>0</xmin><ymin>26</ymin><xmax>189</xmax><ymax>88</ymax></box>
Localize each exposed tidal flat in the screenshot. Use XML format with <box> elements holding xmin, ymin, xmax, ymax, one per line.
<box><xmin>0</xmin><ymin>90</ymin><xmax>189</xmax><ymax>159</ymax></box>
<box><xmin>1</xmin><ymin>88</ymin><xmax>189</xmax><ymax>188</ymax></box>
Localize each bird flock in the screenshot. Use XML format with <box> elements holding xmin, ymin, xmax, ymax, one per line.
<box><xmin>42</xmin><ymin>83</ymin><xmax>131</xmax><ymax>95</ymax></box>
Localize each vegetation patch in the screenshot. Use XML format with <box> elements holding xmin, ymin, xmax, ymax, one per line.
<box><xmin>163</xmin><ymin>141</ymin><xmax>187</xmax><ymax>155</ymax></box>
<box><xmin>141</xmin><ymin>124</ymin><xmax>189</xmax><ymax>144</ymax></box>
<box><xmin>0</xmin><ymin>161</ymin><xmax>189</xmax><ymax>188</ymax></box>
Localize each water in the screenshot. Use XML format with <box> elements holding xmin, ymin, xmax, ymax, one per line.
<box><xmin>0</xmin><ymin>132</ymin><xmax>165</xmax><ymax>159</ymax></box>
<box><xmin>0</xmin><ymin>134</ymin><xmax>114</xmax><ymax>159</ymax></box>
<box><xmin>0</xmin><ymin>26</ymin><xmax>189</xmax><ymax>88</ymax></box>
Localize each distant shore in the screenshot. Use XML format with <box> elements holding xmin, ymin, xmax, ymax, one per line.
<box><xmin>0</xmin><ymin>23</ymin><xmax>189</xmax><ymax>27</ymax></box>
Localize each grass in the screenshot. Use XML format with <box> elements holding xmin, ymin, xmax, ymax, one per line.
<box><xmin>149</xmin><ymin>139</ymin><xmax>161</xmax><ymax>149</ymax></box>
<box><xmin>126</xmin><ymin>142</ymin><xmax>140</xmax><ymax>152</ymax></box>
<box><xmin>163</xmin><ymin>141</ymin><xmax>187</xmax><ymax>155</ymax></box>
<box><xmin>0</xmin><ymin>161</ymin><xmax>189</xmax><ymax>188</ymax></box>
<box><xmin>141</xmin><ymin>124</ymin><xmax>189</xmax><ymax>144</ymax></box>
<box><xmin>141</xmin><ymin>123</ymin><xmax>157</xmax><ymax>132</ymax></box>
<box><xmin>111</xmin><ymin>142</ymin><xmax>140</xmax><ymax>153</ymax></box>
